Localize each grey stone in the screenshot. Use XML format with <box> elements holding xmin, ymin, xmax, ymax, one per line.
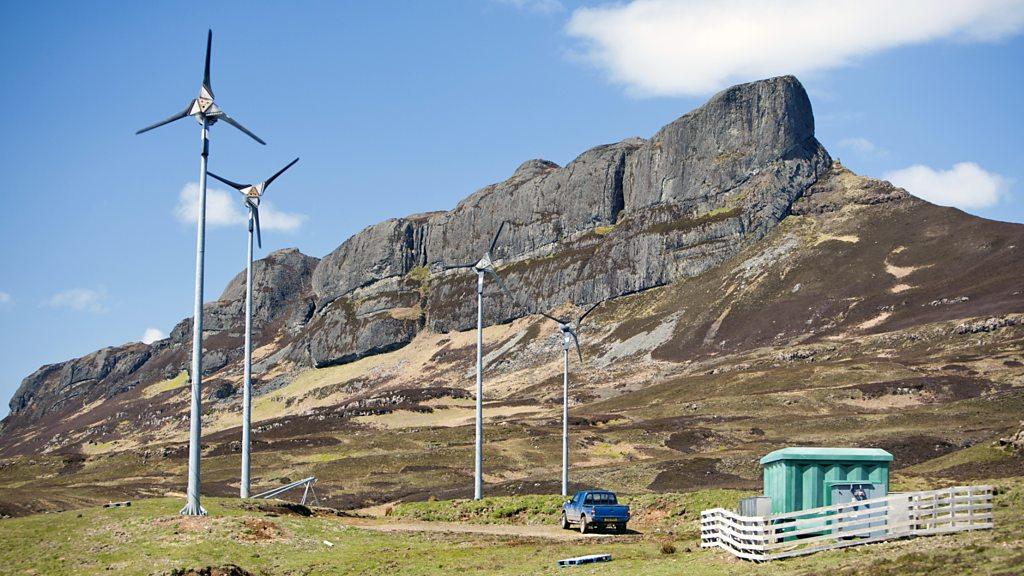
<box><xmin>4</xmin><ymin>76</ymin><xmax>837</xmax><ymax>426</ymax></box>
<box><xmin>7</xmin><ymin>248</ymin><xmax>319</xmax><ymax>421</ymax></box>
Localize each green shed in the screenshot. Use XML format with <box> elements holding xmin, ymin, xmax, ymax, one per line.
<box><xmin>760</xmin><ymin>447</ymin><xmax>893</xmax><ymax>514</ymax></box>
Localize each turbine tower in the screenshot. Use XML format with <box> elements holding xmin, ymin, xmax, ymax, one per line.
<box><xmin>447</xmin><ymin>222</ymin><xmax>524</xmax><ymax>500</ymax></box>
<box><xmin>207</xmin><ymin>157</ymin><xmax>300</xmax><ymax>499</ymax></box>
<box><xmin>136</xmin><ymin>30</ymin><xmax>265</xmax><ymax>516</ymax></box>
<box><xmin>540</xmin><ymin>301</ymin><xmax>602</xmax><ymax>497</ymax></box>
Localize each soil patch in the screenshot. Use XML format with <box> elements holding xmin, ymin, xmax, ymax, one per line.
<box><xmin>854</xmin><ymin>375</ymin><xmax>1003</xmax><ymax>403</ymax></box>
<box><xmin>647</xmin><ymin>458</ymin><xmax>756</xmax><ymax>491</ymax></box>
<box><xmin>237</xmin><ymin>518</ymin><xmax>285</xmax><ymax>542</ymax></box>
<box><xmin>873</xmin><ymin>435</ymin><xmax>960</xmax><ymax>468</ymax></box>
<box><xmin>57</xmin><ymin>453</ymin><xmax>87</xmax><ymax>475</ymax></box>
<box><xmin>932</xmin><ymin>452</ymin><xmax>1024</xmax><ymax>481</ymax></box>
<box><xmin>624</xmin><ymin>414</ymin><xmax>746</xmax><ymax>434</ymax></box>
<box><xmin>241</xmin><ymin>500</ymin><xmax>313</xmax><ymax>517</ymax></box>
<box><xmin>399</xmin><ymin>464</ymin><xmax>450</xmax><ymax>473</ymax></box>
<box><xmin>665</xmin><ymin>428</ymin><xmax>726</xmax><ymax>453</ymax></box>
<box><xmin>264</xmin><ymin>435</ymin><xmax>342</xmax><ymax>450</ymax></box>
<box><xmin>166</xmin><ymin>565</ymin><xmax>254</xmax><ymax>576</ymax></box>
<box><xmin>429</xmin><ymin>344</ymin><xmax>475</xmax><ymax>364</ymax></box>
<box><xmin>571</xmin><ymin>413</ymin><xmax>623</xmax><ymax>427</ymax></box>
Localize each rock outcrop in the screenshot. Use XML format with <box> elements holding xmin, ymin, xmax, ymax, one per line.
<box><xmin>4</xmin><ymin>75</ymin><xmax>832</xmax><ymax>430</ymax></box>
<box><xmin>5</xmin><ymin>248</ymin><xmax>319</xmax><ymax>427</ymax></box>
<box><xmin>7</xmin><ymin>343</ymin><xmax>153</xmax><ymax>422</ymax></box>
<box><xmin>791</xmin><ymin>161</ymin><xmax>910</xmax><ymax>215</ymax></box>
<box><xmin>304</xmin><ymin>75</ymin><xmax>829</xmax><ymax>351</ymax></box>
<box><xmin>1001</xmin><ymin>422</ymin><xmax>1024</xmax><ymax>452</ymax></box>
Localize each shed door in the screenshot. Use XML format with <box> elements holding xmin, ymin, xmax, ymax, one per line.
<box><xmin>831</xmin><ymin>482</ymin><xmax>885</xmax><ymax>538</ymax></box>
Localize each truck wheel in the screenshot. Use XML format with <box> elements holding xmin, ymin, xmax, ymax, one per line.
<box><xmin>616</xmin><ymin>523</ymin><xmax>627</xmax><ymax>533</ymax></box>
<box><xmin>579</xmin><ymin>515</ymin><xmax>588</xmax><ymax>534</ymax></box>
<box><xmin>561</xmin><ymin>512</ymin><xmax>570</xmax><ymax>529</ymax></box>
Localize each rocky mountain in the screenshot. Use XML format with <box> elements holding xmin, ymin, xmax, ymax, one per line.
<box><xmin>1</xmin><ymin>76</ymin><xmax>1021</xmax><ymax>515</ymax></box>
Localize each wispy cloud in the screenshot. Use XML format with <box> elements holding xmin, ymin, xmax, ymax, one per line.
<box><xmin>174</xmin><ymin>183</ymin><xmax>308</xmax><ymax>232</ymax></box>
<box><xmin>818</xmin><ymin>111</ymin><xmax>867</xmax><ymax>125</ymax></box>
<box><xmin>0</xmin><ymin>292</ymin><xmax>11</xmax><ymax>305</ymax></box>
<box><xmin>141</xmin><ymin>327</ymin><xmax>166</xmax><ymax>344</ymax></box>
<box><xmin>884</xmin><ymin>162</ymin><xmax>1009</xmax><ymax>210</ymax></box>
<box><xmin>494</xmin><ymin>0</ymin><xmax>564</xmax><ymax>14</ymax></box>
<box><xmin>566</xmin><ymin>0</ymin><xmax>1024</xmax><ymax>96</ymax></box>
<box><xmin>837</xmin><ymin>137</ymin><xmax>888</xmax><ymax>158</ymax></box>
<box><xmin>44</xmin><ymin>288</ymin><xmax>108</xmax><ymax>313</ymax></box>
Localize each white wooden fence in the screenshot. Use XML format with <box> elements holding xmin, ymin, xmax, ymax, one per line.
<box><xmin>700</xmin><ymin>485</ymin><xmax>993</xmax><ymax>561</ymax></box>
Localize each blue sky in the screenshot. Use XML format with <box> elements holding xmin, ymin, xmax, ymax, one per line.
<box><xmin>1</xmin><ymin>0</ymin><xmax>1022</xmax><ymax>417</ymax></box>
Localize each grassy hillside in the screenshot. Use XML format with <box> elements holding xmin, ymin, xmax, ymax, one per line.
<box><xmin>385</xmin><ymin>490</ymin><xmax>751</xmax><ymax>537</ymax></box>
<box><xmin>2</xmin><ymin>166</ymin><xmax>1022</xmax><ymax>519</ymax></box>
<box><xmin>0</xmin><ymin>478</ymin><xmax>1021</xmax><ymax>575</ymax></box>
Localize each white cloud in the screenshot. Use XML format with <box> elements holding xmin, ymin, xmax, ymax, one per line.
<box><xmin>566</xmin><ymin>0</ymin><xmax>1024</xmax><ymax>96</ymax></box>
<box><xmin>837</xmin><ymin>137</ymin><xmax>888</xmax><ymax>158</ymax></box>
<box><xmin>0</xmin><ymin>292</ymin><xmax>10</xmax><ymax>305</ymax></box>
<box><xmin>174</xmin><ymin>183</ymin><xmax>307</xmax><ymax>232</ymax></box>
<box><xmin>258</xmin><ymin>203</ymin><xmax>308</xmax><ymax>232</ymax></box>
<box><xmin>884</xmin><ymin>162</ymin><xmax>1009</xmax><ymax>209</ymax></box>
<box><xmin>495</xmin><ymin>0</ymin><xmax>564</xmax><ymax>14</ymax></box>
<box><xmin>838</xmin><ymin>137</ymin><xmax>878</xmax><ymax>154</ymax></box>
<box><xmin>45</xmin><ymin>288</ymin><xmax>108</xmax><ymax>313</ymax></box>
<box><xmin>141</xmin><ymin>327</ymin><xmax>166</xmax><ymax>344</ymax></box>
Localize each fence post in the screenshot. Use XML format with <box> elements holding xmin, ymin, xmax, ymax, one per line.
<box><xmin>928</xmin><ymin>491</ymin><xmax>936</xmax><ymax>531</ymax></box>
<box><xmin>950</xmin><ymin>487</ymin><xmax>956</xmax><ymax>527</ymax></box>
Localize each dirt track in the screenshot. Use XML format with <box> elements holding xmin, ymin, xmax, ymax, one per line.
<box><xmin>339</xmin><ymin>517</ymin><xmax>629</xmax><ymax>541</ymax></box>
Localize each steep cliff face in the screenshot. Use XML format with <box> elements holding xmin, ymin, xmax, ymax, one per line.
<box><xmin>7</xmin><ymin>344</ymin><xmax>154</xmax><ymax>422</ymax></box>
<box><xmin>2</xmin><ymin>248</ymin><xmax>319</xmax><ymax>441</ymax></box>
<box><xmin>301</xmin><ymin>75</ymin><xmax>829</xmax><ymax>365</ymax></box>
<box><xmin>2</xmin><ymin>77</ymin><xmax>1023</xmax><ymax>513</ymax></box>
<box><xmin>3</xmin><ymin>75</ymin><xmax>830</xmax><ymax>447</ymax></box>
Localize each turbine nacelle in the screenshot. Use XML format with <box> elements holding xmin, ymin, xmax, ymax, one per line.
<box><xmin>189</xmin><ymin>85</ymin><xmax>216</xmax><ymax>117</ymax></box>
<box><xmin>241</xmin><ymin>184</ymin><xmax>265</xmax><ymax>200</ymax></box>
<box><xmin>559</xmin><ymin>325</ymin><xmax>575</xmax><ymax>351</ymax></box>
<box><xmin>207</xmin><ymin>157</ymin><xmax>300</xmax><ymax>249</ymax></box>
<box><xmin>135</xmin><ymin>30</ymin><xmax>265</xmax><ymax>145</ymax></box>
<box><xmin>473</xmin><ymin>253</ymin><xmax>495</xmax><ymax>273</ymax></box>
<box><xmin>541</xmin><ymin>301</ymin><xmax>604</xmax><ymax>363</ymax></box>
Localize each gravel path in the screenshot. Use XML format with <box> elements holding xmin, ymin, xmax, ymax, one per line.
<box><xmin>339</xmin><ymin>517</ymin><xmax>626</xmax><ymax>541</ymax></box>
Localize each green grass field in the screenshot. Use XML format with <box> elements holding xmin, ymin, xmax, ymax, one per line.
<box><xmin>1</xmin><ymin>480</ymin><xmax>1021</xmax><ymax>575</ymax></box>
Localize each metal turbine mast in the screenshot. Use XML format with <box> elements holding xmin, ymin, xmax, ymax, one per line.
<box><xmin>136</xmin><ymin>29</ymin><xmax>265</xmax><ymax>516</ymax></box>
<box><xmin>540</xmin><ymin>301</ymin><xmax>602</xmax><ymax>497</ymax></box>
<box><xmin>207</xmin><ymin>158</ymin><xmax>299</xmax><ymax>499</ymax></box>
<box><xmin>447</xmin><ymin>222</ymin><xmax>524</xmax><ymax>500</ymax></box>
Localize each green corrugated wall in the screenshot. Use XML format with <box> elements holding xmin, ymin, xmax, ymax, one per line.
<box><xmin>763</xmin><ymin>460</ymin><xmax>889</xmax><ymax>514</ymax></box>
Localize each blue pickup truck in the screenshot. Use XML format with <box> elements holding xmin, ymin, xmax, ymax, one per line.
<box><xmin>561</xmin><ymin>490</ymin><xmax>630</xmax><ymax>533</ymax></box>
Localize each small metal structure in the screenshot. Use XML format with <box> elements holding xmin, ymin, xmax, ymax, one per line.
<box><xmin>136</xmin><ymin>29</ymin><xmax>265</xmax><ymax>517</ymax></box>
<box><xmin>252</xmin><ymin>476</ymin><xmax>320</xmax><ymax>506</ymax></box>
<box><xmin>445</xmin><ymin>222</ymin><xmax>525</xmax><ymax>500</ymax></box>
<box><xmin>738</xmin><ymin>496</ymin><xmax>771</xmax><ymax>517</ymax></box>
<box><xmin>539</xmin><ymin>302</ymin><xmax>604</xmax><ymax>497</ymax></box>
<box><xmin>557</xmin><ymin>554</ymin><xmax>612</xmax><ymax>567</ymax></box>
<box><xmin>207</xmin><ymin>158</ymin><xmax>300</xmax><ymax>499</ymax></box>
<box><xmin>760</xmin><ymin>447</ymin><xmax>892</xmax><ymax>514</ymax></box>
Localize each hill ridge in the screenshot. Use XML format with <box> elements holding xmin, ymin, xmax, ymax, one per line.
<box><xmin>1</xmin><ymin>76</ymin><xmax>1022</xmax><ymax>517</ymax></box>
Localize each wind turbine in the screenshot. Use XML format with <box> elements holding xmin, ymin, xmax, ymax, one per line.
<box><xmin>447</xmin><ymin>222</ymin><xmax>525</xmax><ymax>500</ymax></box>
<box><xmin>540</xmin><ymin>301</ymin><xmax>603</xmax><ymax>497</ymax></box>
<box><xmin>136</xmin><ymin>29</ymin><xmax>265</xmax><ymax>516</ymax></box>
<box><xmin>207</xmin><ymin>157</ymin><xmax>299</xmax><ymax>499</ymax></box>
